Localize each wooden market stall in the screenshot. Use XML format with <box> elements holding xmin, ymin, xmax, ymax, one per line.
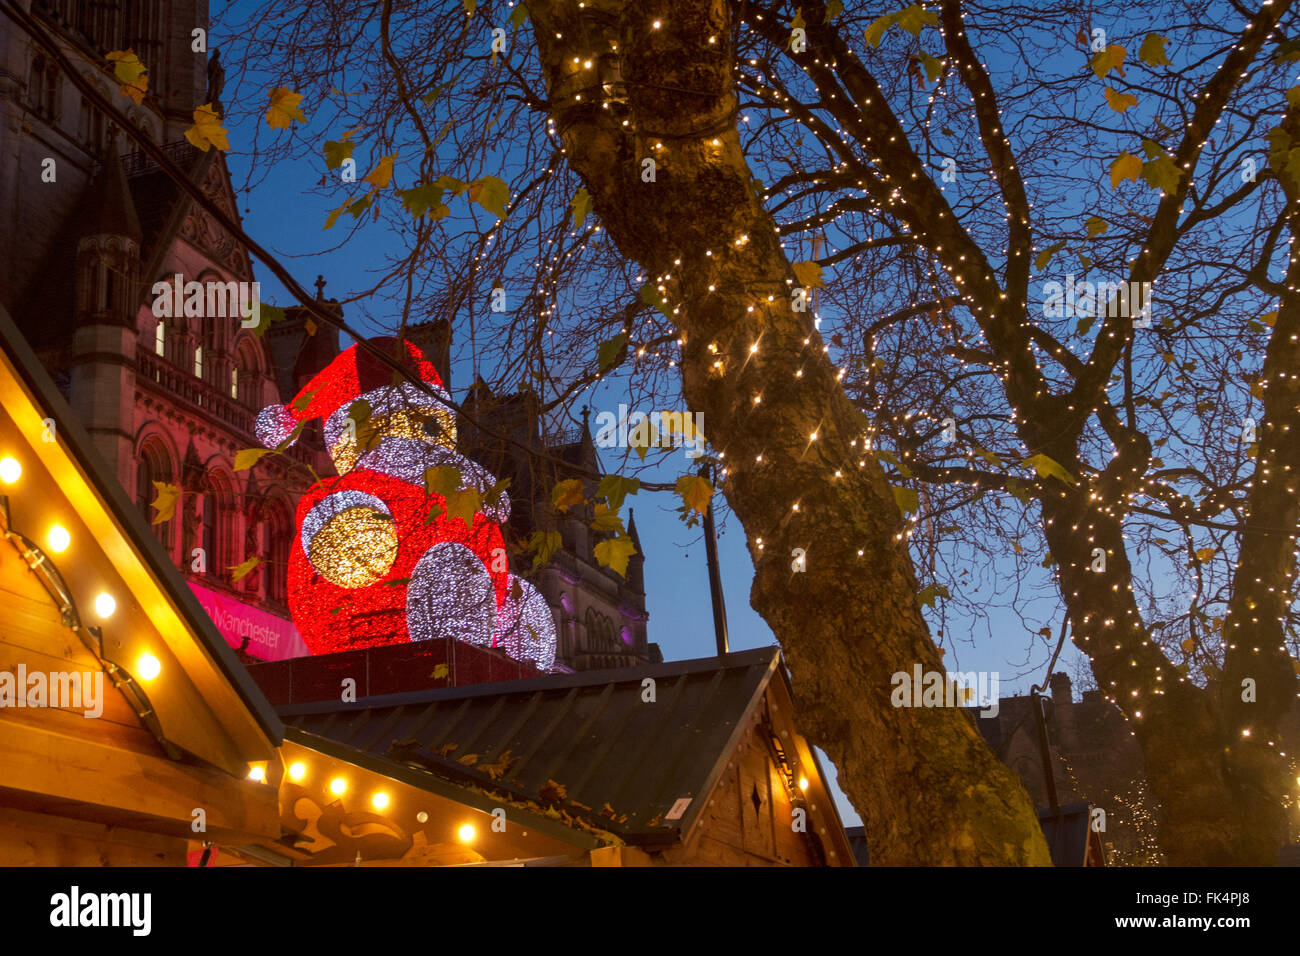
<box><xmin>0</xmin><ymin>305</ymin><xmax>283</xmax><ymax>864</ymax></box>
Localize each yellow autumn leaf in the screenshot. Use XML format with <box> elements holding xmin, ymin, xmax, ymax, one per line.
<box><xmin>150</xmin><ymin>481</ymin><xmax>181</xmax><ymax>524</ymax></box>
<box><xmin>229</xmin><ymin>556</ymin><xmax>261</xmax><ymax>582</ymax></box>
<box><xmin>184</xmin><ymin>103</ymin><xmax>230</xmax><ymax>152</ymax></box>
<box><xmin>1089</xmin><ymin>44</ymin><xmax>1127</xmax><ymax>79</ymax></box>
<box><xmin>1180</xmin><ymin>636</ymin><xmax>1196</xmax><ymax>652</ymax></box>
<box><xmin>432</xmin><ymin>663</ymin><xmax>449</xmax><ymax>679</ymax></box>
<box><xmin>676</xmin><ymin>474</ymin><xmax>714</xmax><ymax>514</ymax></box>
<box><xmin>792</xmin><ymin>260</ymin><xmax>824</xmax><ymax>288</ymax></box>
<box><xmin>106</xmin><ymin>49</ymin><xmax>148</xmax><ymax>104</ymax></box>
<box><xmin>265</xmin><ymin>87</ymin><xmax>307</xmax><ymax>129</ymax></box>
<box><xmin>1104</xmin><ymin>86</ymin><xmax>1138</xmax><ymax>113</ymax></box>
<box><xmin>233</xmin><ymin>447</ymin><xmax>274</xmax><ymax>471</ymax></box>
<box><xmin>1194</xmin><ymin>547</ymin><xmax>1215</xmax><ymax>563</ymax></box>
<box><xmin>1109</xmin><ymin>151</ymin><xmax>1142</xmax><ymax>189</ymax></box>
<box><xmin>551</xmin><ymin>478</ymin><xmax>585</xmax><ymax>512</ymax></box>
<box><xmin>362</xmin><ymin>153</ymin><xmax>398</xmax><ymax>189</ymax></box>
<box><xmin>594</xmin><ymin>535</ymin><xmax>637</xmax><ymax>577</ymax></box>
<box><xmin>1023</xmin><ymin>453</ymin><xmax>1077</xmax><ymax>485</ymax></box>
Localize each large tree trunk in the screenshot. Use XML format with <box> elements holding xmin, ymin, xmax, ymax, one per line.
<box><xmin>528</xmin><ymin>0</ymin><xmax>1051</xmax><ymax>864</ymax></box>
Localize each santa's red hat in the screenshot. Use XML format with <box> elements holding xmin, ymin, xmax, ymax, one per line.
<box><xmin>255</xmin><ymin>337</ymin><xmax>445</xmax><ymax>449</ymax></box>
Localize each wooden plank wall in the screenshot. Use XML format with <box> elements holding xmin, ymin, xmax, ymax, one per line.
<box><xmin>0</xmin><ymin>543</ymin><xmax>163</xmax><ymax>755</ymax></box>
<box><xmin>661</xmin><ymin>696</ymin><xmax>821</xmax><ymax>867</ymax></box>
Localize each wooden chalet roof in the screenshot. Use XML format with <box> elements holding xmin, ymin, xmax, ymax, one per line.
<box><xmin>279</xmin><ymin>646</ymin><xmax>794</xmax><ymax>846</ymax></box>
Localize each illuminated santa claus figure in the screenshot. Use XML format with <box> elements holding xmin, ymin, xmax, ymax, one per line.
<box><xmin>255</xmin><ymin>337</ymin><xmax>556</xmax><ymax>668</ymax></box>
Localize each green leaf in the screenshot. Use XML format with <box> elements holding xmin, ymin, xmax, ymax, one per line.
<box><xmin>1086</xmin><ymin>216</ymin><xmax>1108</xmax><ymax>238</ymax></box>
<box><xmin>347</xmin><ymin>194</ymin><xmax>373</xmax><ymax>220</ymax></box>
<box><xmin>1138</xmin><ymin>33</ymin><xmax>1171</xmax><ymax>67</ymax></box>
<box><xmin>399</xmin><ymin>181</ymin><xmax>458</xmax><ymax>220</ymax></box>
<box><xmin>462</xmin><ymin>0</ymin><xmax>476</xmax><ymax>15</ymax></box>
<box><xmin>420</xmin><ymin>79</ymin><xmax>455</xmax><ymax>105</ymax></box>
<box><xmin>1275</xmin><ymin>37</ymin><xmax>1300</xmax><ymax>64</ymax></box>
<box><xmin>893</xmin><ymin>485</ymin><xmax>920</xmax><ymax>514</ymax></box>
<box><xmin>823</xmin><ymin>0</ymin><xmax>843</xmax><ymax>22</ymax></box>
<box><xmin>597</xmin><ymin>332</ymin><xmax>628</xmax><ymax>372</ymax></box>
<box><xmin>510</xmin><ymin>3</ymin><xmax>529</xmax><ymax>29</ymax></box>
<box><xmin>324</xmin><ymin>138</ymin><xmax>355</xmax><ymax>169</ymax></box>
<box><xmin>424</xmin><ymin>465</ymin><xmax>463</xmax><ymax>498</ymax></box>
<box><xmin>917</xmin><ymin>583</ymin><xmax>950</xmax><ymax>608</ymax></box>
<box><xmin>291</xmin><ymin>386</ymin><xmax>320</xmax><ymax>413</ymax></box>
<box><xmin>443</xmin><ymin>487</ymin><xmax>481</xmax><ymax>526</ymax></box>
<box><xmin>1023</xmin><ymin>453</ymin><xmax>1077</xmax><ymax>485</ymax></box>
<box><xmin>247</xmin><ymin>302</ymin><xmax>286</xmax><ymax>336</ymax></box>
<box><xmin>792</xmin><ymin>260</ymin><xmax>824</xmax><ymax>288</ymax></box>
<box><xmin>571</xmin><ymin>186</ymin><xmax>593</xmax><ymax>228</ymax></box>
<box><xmin>895</xmin><ymin>4</ymin><xmax>938</xmax><ymax>36</ymax></box>
<box><xmin>484</xmin><ymin>476</ymin><xmax>512</xmax><ymax>510</ymax></box>
<box><xmin>919</xmin><ymin>52</ymin><xmax>945</xmax><ymax>83</ymax></box>
<box><xmin>875</xmin><ymin>447</ymin><xmax>912</xmax><ymax>479</ymax></box>
<box><xmin>639</xmin><ymin>283</ymin><xmax>671</xmax><ymax>318</ymax></box>
<box><xmin>1034</xmin><ymin>240</ymin><xmax>1066</xmax><ymax>272</ymax></box>
<box><xmin>1141</xmin><ymin>152</ymin><xmax>1183</xmax><ymax>194</ymax></box>
<box><xmin>597</xmin><ymin>474</ymin><xmax>641</xmax><ymax>511</ymax></box>
<box><xmin>1005</xmin><ymin>478</ymin><xmax>1033</xmax><ymax>504</ymax></box>
<box><xmin>594</xmin><ymin>535</ymin><xmax>637</xmax><ymax>577</ymax></box>
<box><xmin>469</xmin><ymin>175</ymin><xmax>509</xmax><ymax>218</ymax></box>
<box><xmin>590</xmin><ymin>503</ymin><xmax>625</xmax><ymax>534</ymax></box>
<box><xmin>233</xmin><ymin>447</ymin><xmax>274</xmax><ymax>471</ymax></box>
<box><xmin>528</xmin><ymin>529</ymin><xmax>562</xmax><ymax>571</ymax></box>
<box><xmin>864</xmin><ymin>12</ymin><xmax>898</xmax><ymax>48</ymax></box>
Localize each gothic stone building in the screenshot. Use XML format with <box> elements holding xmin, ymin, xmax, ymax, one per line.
<box><xmin>0</xmin><ymin>0</ymin><xmax>655</xmax><ymax>673</ymax></box>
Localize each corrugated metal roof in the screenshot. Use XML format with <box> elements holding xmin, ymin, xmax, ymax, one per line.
<box><xmin>280</xmin><ymin>646</ymin><xmax>782</xmax><ymax>844</ymax></box>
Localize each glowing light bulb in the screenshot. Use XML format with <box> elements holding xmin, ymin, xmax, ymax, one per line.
<box><xmin>330</xmin><ymin>777</ymin><xmax>347</xmax><ymax>795</ymax></box>
<box><xmin>458</xmin><ymin>824</ymin><xmax>476</xmax><ymax>843</ymax></box>
<box><xmin>94</xmin><ymin>592</ymin><xmax>116</xmax><ymax>618</ymax></box>
<box><xmin>248</xmin><ymin>765</ymin><xmax>266</xmax><ymax>782</ymax></box>
<box><xmin>288</xmin><ymin>762</ymin><xmax>306</xmax><ymax>781</ymax></box>
<box><xmin>0</xmin><ymin>457</ymin><xmax>20</xmax><ymax>483</ymax></box>
<box><xmin>47</xmin><ymin>525</ymin><xmax>70</xmax><ymax>553</ymax></box>
<box><xmin>136</xmin><ymin>653</ymin><xmax>161</xmax><ymax>680</ymax></box>
<box><xmin>372</xmin><ymin>791</ymin><xmax>390</xmax><ymax>810</ymax></box>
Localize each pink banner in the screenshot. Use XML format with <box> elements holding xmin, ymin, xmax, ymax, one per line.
<box><xmin>188</xmin><ymin>581</ymin><xmax>310</xmax><ymax>661</ymax></box>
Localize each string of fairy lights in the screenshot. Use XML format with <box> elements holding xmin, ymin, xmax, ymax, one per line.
<box><xmin>500</xmin><ymin>2</ymin><xmax>1300</xmax><ymax>807</ymax></box>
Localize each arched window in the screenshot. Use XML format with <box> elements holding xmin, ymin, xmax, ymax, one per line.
<box><xmin>234</xmin><ymin>338</ymin><xmax>264</xmax><ymax>407</ymax></box>
<box><xmin>202</xmin><ymin>472</ymin><xmax>234</xmax><ymax>582</ymax></box>
<box><xmin>264</xmin><ymin>501</ymin><xmax>292</xmax><ymax>605</ymax></box>
<box><xmin>135</xmin><ymin>438</ymin><xmax>174</xmax><ymax>553</ymax></box>
<box><xmin>29</xmin><ymin>54</ymin><xmax>59</xmax><ymax>120</ymax></box>
<box><xmin>154</xmin><ymin>321</ymin><xmax>165</xmax><ymax>357</ymax></box>
<box><xmin>193</xmin><ymin>345</ymin><xmax>203</xmax><ymax>379</ymax></box>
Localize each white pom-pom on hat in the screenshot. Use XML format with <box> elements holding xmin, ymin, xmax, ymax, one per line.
<box><xmin>255</xmin><ymin>404</ymin><xmax>300</xmax><ymax>449</ymax></box>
